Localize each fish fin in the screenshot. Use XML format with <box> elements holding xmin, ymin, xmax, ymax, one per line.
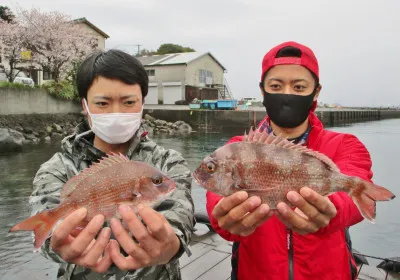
<box><xmin>246</xmin><ymin>190</ymin><xmax>280</xmax><ymax>209</ymax></box>
<box><xmin>61</xmin><ymin>153</ymin><xmax>130</xmax><ymax>200</ymax></box>
<box><xmin>245</xmin><ymin>127</ymin><xmax>340</xmax><ymax>173</ymax></box>
<box><xmin>116</xmin><ymin>202</ymin><xmax>141</xmax><ymax>216</ymax></box>
<box><xmin>9</xmin><ymin>205</ymin><xmax>71</xmax><ymax>249</ymax></box>
<box><xmin>351</xmin><ymin>180</ymin><xmax>395</xmax><ymax>223</ymax></box>
<box><xmin>247</xmin><ymin>126</ymin><xmax>255</xmax><ymax>142</ymax></box>
<box><xmin>302</xmin><ymin>149</ymin><xmax>340</xmax><ymax>173</ymax></box>
<box><xmin>232</xmin><ymin>181</ymin><xmax>279</xmax><ymax>193</ymax></box>
<box><xmin>231</xmin><ymin>165</ymin><xmax>252</xmax><ymax>192</ymax></box>
<box><xmin>232</xmin><ymin>183</ymin><xmax>247</xmax><ymax>190</ymax></box>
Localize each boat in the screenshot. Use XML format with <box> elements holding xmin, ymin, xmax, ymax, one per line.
<box><xmin>188</xmin><ymin>99</ymin><xmax>238</xmax><ymax>110</ymax></box>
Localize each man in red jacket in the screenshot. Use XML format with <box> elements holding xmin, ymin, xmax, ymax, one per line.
<box><xmin>206</xmin><ymin>41</ymin><xmax>373</xmax><ymax>280</ymax></box>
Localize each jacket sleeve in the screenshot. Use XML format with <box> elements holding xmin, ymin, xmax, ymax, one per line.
<box><xmin>150</xmin><ymin>146</ymin><xmax>195</xmax><ymax>259</ymax></box>
<box><xmin>315</xmin><ymin>134</ymin><xmax>372</xmax><ymax>235</ymax></box>
<box><xmin>29</xmin><ymin>152</ymin><xmax>75</xmax><ymax>263</ymax></box>
<box><xmin>205</xmin><ymin>135</ymin><xmax>245</xmax><ymax>242</ymax></box>
<box><xmin>206</xmin><ymin>191</ymin><xmax>244</xmax><ymax>242</ymax></box>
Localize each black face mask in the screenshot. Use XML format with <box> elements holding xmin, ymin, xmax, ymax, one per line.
<box><xmin>262</xmin><ymin>88</ymin><xmax>317</xmax><ymax>128</ymax></box>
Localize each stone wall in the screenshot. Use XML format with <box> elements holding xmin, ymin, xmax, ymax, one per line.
<box><xmin>0</xmin><ymin>113</ymin><xmax>85</xmax><ymax>151</ymax></box>
<box><xmin>143</xmin><ymin>108</ymin><xmax>400</xmax><ymax>133</ymax></box>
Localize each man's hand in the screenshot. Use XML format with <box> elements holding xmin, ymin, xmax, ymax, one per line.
<box><xmin>211</xmin><ymin>191</ymin><xmax>272</xmax><ymax>237</ymax></box>
<box><xmin>50</xmin><ymin>208</ymin><xmax>112</xmax><ymax>273</ymax></box>
<box><xmin>108</xmin><ymin>204</ymin><xmax>181</xmax><ymax>271</ymax></box>
<box><xmin>276</xmin><ymin>187</ymin><xmax>337</xmax><ymax>235</ymax></box>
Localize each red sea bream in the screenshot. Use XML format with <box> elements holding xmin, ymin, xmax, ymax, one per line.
<box><xmin>193</xmin><ymin>128</ymin><xmax>395</xmax><ymax>222</ymax></box>
<box><xmin>9</xmin><ymin>153</ymin><xmax>176</xmax><ymax>248</ymax></box>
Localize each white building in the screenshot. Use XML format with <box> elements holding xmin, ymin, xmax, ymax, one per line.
<box><xmin>137</xmin><ymin>52</ymin><xmax>231</xmax><ymax>104</ymax></box>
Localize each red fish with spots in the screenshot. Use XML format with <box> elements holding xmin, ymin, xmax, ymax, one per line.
<box><xmin>9</xmin><ymin>153</ymin><xmax>176</xmax><ymax>248</ymax></box>
<box><xmin>193</xmin><ymin>128</ymin><xmax>395</xmax><ymax>222</ymax></box>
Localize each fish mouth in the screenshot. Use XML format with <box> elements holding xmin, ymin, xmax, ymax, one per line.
<box><xmin>192</xmin><ymin>171</ymin><xmax>201</xmax><ymax>185</ymax></box>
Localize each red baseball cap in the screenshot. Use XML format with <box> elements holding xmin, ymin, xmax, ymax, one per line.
<box><xmin>261</xmin><ymin>41</ymin><xmax>319</xmax><ymax>82</ymax></box>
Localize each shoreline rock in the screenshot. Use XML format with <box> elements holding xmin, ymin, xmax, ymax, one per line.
<box><xmin>0</xmin><ymin>113</ymin><xmax>192</xmax><ymax>151</ymax></box>
<box><xmin>142</xmin><ymin>114</ymin><xmax>192</xmax><ymax>136</ymax></box>
<box><xmin>0</xmin><ymin>128</ymin><xmax>25</xmax><ymax>151</ymax></box>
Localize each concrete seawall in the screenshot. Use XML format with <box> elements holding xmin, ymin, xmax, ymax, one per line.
<box><xmin>143</xmin><ymin>106</ymin><xmax>400</xmax><ymax>133</ymax></box>
<box><xmin>1</xmin><ymin>88</ymin><xmax>400</xmax><ymax>133</ymax></box>
<box><xmin>0</xmin><ymin>88</ymin><xmax>81</xmax><ymax>115</ymax></box>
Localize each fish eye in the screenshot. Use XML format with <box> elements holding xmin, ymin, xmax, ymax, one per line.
<box><xmin>152</xmin><ymin>175</ymin><xmax>163</xmax><ymax>185</ymax></box>
<box><xmin>206</xmin><ymin>162</ymin><xmax>216</xmax><ymax>173</ymax></box>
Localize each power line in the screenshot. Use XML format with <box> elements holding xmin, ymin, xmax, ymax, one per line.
<box><xmin>111</xmin><ymin>44</ymin><xmax>142</xmax><ymax>56</ymax></box>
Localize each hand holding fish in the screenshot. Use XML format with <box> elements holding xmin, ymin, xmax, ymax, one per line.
<box><xmin>275</xmin><ymin>187</ymin><xmax>337</xmax><ymax>235</ymax></box>
<box><xmin>212</xmin><ymin>191</ymin><xmax>272</xmax><ymax>236</ymax></box>
<box><xmin>50</xmin><ymin>208</ymin><xmax>113</xmax><ymax>273</ymax></box>
<box><xmin>108</xmin><ymin>204</ymin><xmax>181</xmax><ymax>270</ymax></box>
<box><xmin>9</xmin><ymin>154</ymin><xmax>180</xmax><ymax>273</ymax></box>
<box><xmin>195</xmin><ymin>128</ymin><xmax>395</xmax><ymax>236</ymax></box>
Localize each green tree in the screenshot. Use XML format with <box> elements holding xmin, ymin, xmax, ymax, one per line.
<box><xmin>156</xmin><ymin>43</ymin><xmax>195</xmax><ymax>55</ymax></box>
<box><xmin>138</xmin><ymin>48</ymin><xmax>157</xmax><ymax>56</ymax></box>
<box><xmin>0</xmin><ymin>6</ymin><xmax>15</xmax><ymax>23</ymax></box>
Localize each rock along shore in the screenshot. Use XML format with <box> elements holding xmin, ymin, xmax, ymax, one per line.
<box><xmin>0</xmin><ymin>113</ymin><xmax>192</xmax><ymax>152</ymax></box>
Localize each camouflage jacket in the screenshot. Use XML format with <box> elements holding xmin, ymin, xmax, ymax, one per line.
<box><xmin>29</xmin><ymin>121</ymin><xmax>195</xmax><ymax>280</ymax></box>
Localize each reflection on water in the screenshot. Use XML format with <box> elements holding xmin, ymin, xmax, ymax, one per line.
<box><xmin>331</xmin><ymin>120</ymin><xmax>400</xmax><ymax>266</ymax></box>
<box><xmin>0</xmin><ymin>144</ymin><xmax>62</xmax><ymax>280</ymax></box>
<box><xmin>0</xmin><ymin>120</ymin><xmax>399</xmax><ymax>279</ymax></box>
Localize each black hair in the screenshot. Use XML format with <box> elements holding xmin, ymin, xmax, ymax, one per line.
<box><xmin>76</xmin><ymin>49</ymin><xmax>149</xmax><ymax>100</ymax></box>
<box><xmin>261</xmin><ymin>46</ymin><xmax>319</xmax><ymax>88</ymax></box>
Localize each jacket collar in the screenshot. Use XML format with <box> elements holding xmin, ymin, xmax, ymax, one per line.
<box><xmin>257</xmin><ymin>111</ymin><xmax>324</xmax><ymax>146</ymax></box>
<box><xmin>61</xmin><ymin>120</ymin><xmax>148</xmax><ymax>166</ymax></box>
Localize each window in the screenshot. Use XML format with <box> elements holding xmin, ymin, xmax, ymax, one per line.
<box><xmin>43</xmin><ymin>70</ymin><xmax>53</xmax><ymax>80</ymax></box>
<box><xmin>146</xmin><ymin>69</ymin><xmax>155</xmax><ymax>76</ymax></box>
<box><xmin>199</xmin><ymin>69</ymin><xmax>213</xmax><ymax>84</ymax></box>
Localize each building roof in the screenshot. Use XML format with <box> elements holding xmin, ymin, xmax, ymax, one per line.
<box><xmin>73</xmin><ymin>17</ymin><xmax>110</xmax><ymax>39</ymax></box>
<box><xmin>137</xmin><ymin>52</ymin><xmax>226</xmax><ymax>71</ymax></box>
<box><xmin>137</xmin><ymin>54</ymin><xmax>171</xmax><ymax>66</ymax></box>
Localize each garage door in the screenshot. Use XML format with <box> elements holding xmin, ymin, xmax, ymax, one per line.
<box><xmin>162</xmin><ymin>82</ymin><xmax>182</xmax><ymax>104</ymax></box>
<box><xmin>146</xmin><ymin>83</ymin><xmax>158</xmax><ymax>104</ymax></box>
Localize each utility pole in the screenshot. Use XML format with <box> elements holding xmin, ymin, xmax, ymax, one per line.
<box><xmin>109</xmin><ymin>44</ymin><xmax>143</xmax><ymax>56</ymax></box>
<box><xmin>134</xmin><ymin>44</ymin><xmax>142</xmax><ymax>56</ymax></box>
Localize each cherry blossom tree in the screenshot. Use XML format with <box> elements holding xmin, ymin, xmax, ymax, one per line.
<box><xmin>19</xmin><ymin>8</ymin><xmax>98</xmax><ymax>82</ymax></box>
<box><xmin>0</xmin><ymin>19</ymin><xmax>26</xmax><ymax>82</ymax></box>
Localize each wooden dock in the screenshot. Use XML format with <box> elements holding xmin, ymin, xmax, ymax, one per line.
<box><xmin>180</xmin><ymin>224</ymin><xmax>232</xmax><ymax>280</ymax></box>
<box><xmin>182</xmin><ymin>224</ymin><xmax>399</xmax><ymax>280</ymax></box>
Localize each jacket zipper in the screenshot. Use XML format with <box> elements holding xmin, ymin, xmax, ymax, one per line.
<box><xmin>287</xmin><ymin>228</ymin><xmax>294</xmax><ymax>280</ymax></box>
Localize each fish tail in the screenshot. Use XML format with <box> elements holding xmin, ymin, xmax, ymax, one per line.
<box><xmin>9</xmin><ymin>205</ymin><xmax>70</xmax><ymax>249</ymax></box>
<box><xmin>350</xmin><ymin>179</ymin><xmax>395</xmax><ymax>223</ymax></box>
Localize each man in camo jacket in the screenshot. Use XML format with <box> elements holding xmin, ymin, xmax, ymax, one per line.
<box><xmin>29</xmin><ymin>49</ymin><xmax>195</xmax><ymax>280</ymax></box>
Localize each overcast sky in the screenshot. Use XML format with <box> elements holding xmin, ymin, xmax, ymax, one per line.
<box><xmin>6</xmin><ymin>0</ymin><xmax>400</xmax><ymax>107</ymax></box>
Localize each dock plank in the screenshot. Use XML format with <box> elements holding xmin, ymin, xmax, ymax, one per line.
<box><xmin>181</xmin><ymin>249</ymin><xmax>229</xmax><ymax>280</ymax></box>
<box><xmin>180</xmin><ymin>241</ymin><xmax>217</xmax><ymax>268</ymax></box>
<box><xmin>196</xmin><ymin>255</ymin><xmax>232</xmax><ymax>280</ymax></box>
<box><xmin>357</xmin><ymin>265</ymin><xmax>396</xmax><ymax>280</ymax></box>
<box><xmin>193</xmin><ymin>231</ymin><xmax>226</xmax><ymax>245</ymax></box>
<box><xmin>183</xmin><ymin>226</ymin><xmax>394</xmax><ymax>280</ymax></box>
<box><xmin>213</xmin><ymin>241</ymin><xmax>233</xmax><ymax>254</ymax></box>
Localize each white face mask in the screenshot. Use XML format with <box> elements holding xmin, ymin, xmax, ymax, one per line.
<box><xmin>83</xmin><ymin>99</ymin><xmax>143</xmax><ymax>144</ymax></box>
